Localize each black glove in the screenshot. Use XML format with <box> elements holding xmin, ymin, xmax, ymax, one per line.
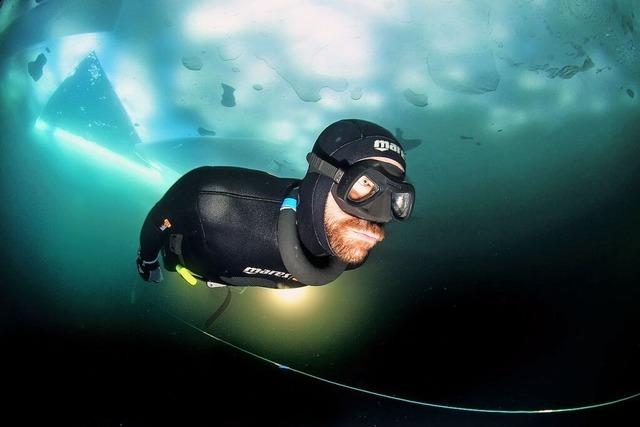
<box><xmin>136</xmin><ymin>250</ymin><xmax>164</xmax><ymax>283</ymax></box>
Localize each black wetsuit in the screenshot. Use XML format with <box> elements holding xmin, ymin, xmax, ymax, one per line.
<box><xmin>139</xmin><ymin>166</ymin><xmax>303</xmax><ymax>288</ymax></box>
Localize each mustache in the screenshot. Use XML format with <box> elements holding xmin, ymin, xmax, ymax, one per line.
<box><xmin>339</xmin><ymin>217</ymin><xmax>385</xmax><ymax>241</ymax></box>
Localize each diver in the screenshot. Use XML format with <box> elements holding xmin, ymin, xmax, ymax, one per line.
<box><xmin>136</xmin><ymin>119</ymin><xmax>415</xmax><ymax>288</ymax></box>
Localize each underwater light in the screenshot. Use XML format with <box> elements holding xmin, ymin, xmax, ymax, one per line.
<box><xmin>271</xmin><ymin>287</ymin><xmax>309</xmax><ymax>305</ymax></box>
<box><xmin>53</xmin><ymin>127</ymin><xmax>162</xmax><ymax>182</ymax></box>
<box><xmin>184</xmin><ymin>3</ymin><xmax>250</xmax><ymax>38</ymax></box>
<box><xmin>34</xmin><ymin>119</ymin><xmax>164</xmax><ymax>185</ymax></box>
<box><xmin>259</xmin><ymin>285</ymin><xmax>325</xmax><ymax>316</ymax></box>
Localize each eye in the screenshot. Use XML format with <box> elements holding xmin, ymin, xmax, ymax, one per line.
<box><xmin>348</xmin><ymin>175</ymin><xmax>378</xmax><ymax>201</ymax></box>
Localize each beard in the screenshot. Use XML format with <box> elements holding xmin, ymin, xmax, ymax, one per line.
<box><xmin>324</xmin><ymin>215</ymin><xmax>385</xmax><ymax>264</ymax></box>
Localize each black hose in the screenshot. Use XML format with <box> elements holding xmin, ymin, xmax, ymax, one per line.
<box><xmin>204</xmin><ymin>286</ymin><xmax>232</xmax><ymax>330</ymax></box>
<box><xmin>277</xmin><ymin>190</ymin><xmax>347</xmax><ymax>285</ymax></box>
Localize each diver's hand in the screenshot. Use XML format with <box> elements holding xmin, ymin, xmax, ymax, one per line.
<box><xmin>136</xmin><ymin>251</ymin><xmax>164</xmax><ymax>283</ymax></box>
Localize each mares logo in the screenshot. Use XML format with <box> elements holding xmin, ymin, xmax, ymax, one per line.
<box><xmin>243</xmin><ymin>266</ymin><xmax>293</xmax><ymax>279</ymax></box>
<box><xmin>373</xmin><ymin>139</ymin><xmax>406</xmax><ymax>159</ymax></box>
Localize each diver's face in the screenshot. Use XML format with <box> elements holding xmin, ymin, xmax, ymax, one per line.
<box><xmin>323</xmin><ymin>157</ymin><xmax>404</xmax><ymax>265</ymax></box>
<box><xmin>324</xmin><ymin>192</ymin><xmax>385</xmax><ymax>264</ymax></box>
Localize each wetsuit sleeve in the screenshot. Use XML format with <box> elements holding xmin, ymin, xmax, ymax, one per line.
<box><xmin>138</xmin><ymin>202</ymin><xmax>170</xmax><ymax>262</ymax></box>
<box><xmin>138</xmin><ymin>167</ymin><xmax>205</xmax><ymax>262</ymax></box>
<box><xmin>138</xmin><ymin>167</ymin><xmax>207</xmax><ymax>263</ymax></box>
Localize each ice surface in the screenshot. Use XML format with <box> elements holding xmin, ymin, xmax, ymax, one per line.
<box><xmin>134</xmin><ymin>136</ymin><xmax>304</xmax><ymax>177</ymax></box>
<box><xmin>27</xmin><ymin>53</ymin><xmax>46</xmax><ymax>81</ymax></box>
<box><xmin>181</xmin><ymin>56</ymin><xmax>203</xmax><ymax>71</ymax></box>
<box><xmin>394</xmin><ymin>128</ymin><xmax>422</xmax><ymax>151</ymax></box>
<box><xmin>403</xmin><ymin>89</ymin><xmax>428</xmax><ymax>107</ymax></box>
<box><xmin>217</xmin><ymin>44</ymin><xmax>242</xmax><ymax>61</ymax></box>
<box><xmin>0</xmin><ymin>0</ymin><xmax>122</xmax><ymax>55</ymax></box>
<box><xmin>426</xmin><ymin>49</ymin><xmax>500</xmax><ymax>94</ymax></box>
<box><xmin>221</xmin><ymin>83</ymin><xmax>236</xmax><ymax>107</ymax></box>
<box><xmin>197</xmin><ymin>127</ymin><xmax>216</xmax><ymax>136</ymax></box>
<box><xmin>258</xmin><ymin>53</ymin><xmax>348</xmax><ymax>102</ymax></box>
<box><xmin>38</xmin><ymin>51</ymin><xmax>140</xmax><ymax>152</ymax></box>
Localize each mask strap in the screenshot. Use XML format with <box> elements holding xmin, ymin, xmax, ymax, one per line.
<box><xmin>306</xmin><ymin>153</ymin><xmax>344</xmax><ymax>184</ymax></box>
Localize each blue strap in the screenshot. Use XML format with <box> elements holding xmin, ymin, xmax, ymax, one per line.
<box><xmin>280</xmin><ymin>197</ymin><xmax>297</xmax><ymax>211</ymax></box>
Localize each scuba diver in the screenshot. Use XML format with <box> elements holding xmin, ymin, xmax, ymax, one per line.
<box><xmin>136</xmin><ymin>119</ymin><xmax>415</xmax><ymax>288</ymax></box>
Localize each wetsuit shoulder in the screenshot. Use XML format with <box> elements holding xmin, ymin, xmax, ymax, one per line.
<box><xmin>189</xmin><ymin>166</ymin><xmax>300</xmax><ymax>200</ymax></box>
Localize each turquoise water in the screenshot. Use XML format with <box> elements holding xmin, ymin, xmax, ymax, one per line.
<box><xmin>1</xmin><ymin>1</ymin><xmax>639</xmax><ymax>425</ymax></box>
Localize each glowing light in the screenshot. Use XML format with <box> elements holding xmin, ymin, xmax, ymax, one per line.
<box><xmin>184</xmin><ymin>4</ymin><xmax>252</xmax><ymax>38</ymax></box>
<box><xmin>183</xmin><ymin>1</ymin><xmax>290</xmax><ymax>39</ymax></box>
<box><xmin>272</xmin><ymin>287</ymin><xmax>309</xmax><ymax>305</ymax></box>
<box><xmin>53</xmin><ymin>127</ymin><xmax>161</xmax><ymax>182</ymax></box>
<box><xmin>285</xmin><ymin>4</ymin><xmax>372</xmax><ymax>79</ymax></box>
<box><xmin>343</xmin><ymin>0</ymin><xmax>397</xmax><ymax>16</ymax></box>
<box><xmin>109</xmin><ymin>54</ymin><xmax>156</xmax><ymax>141</ymax></box>
<box><xmin>35</xmin><ymin>120</ymin><xmax>163</xmax><ymax>185</ymax></box>
<box><xmin>260</xmin><ymin>286</ymin><xmax>323</xmax><ymax>317</ymax></box>
<box><xmin>183</xmin><ymin>1</ymin><xmax>373</xmax><ymax>79</ymax></box>
<box><xmin>27</xmin><ymin>34</ymin><xmax>104</xmax><ymax>108</ymax></box>
<box><xmin>57</xmin><ymin>33</ymin><xmax>100</xmax><ymax>77</ymax></box>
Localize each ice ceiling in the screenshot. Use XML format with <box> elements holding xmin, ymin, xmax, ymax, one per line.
<box><xmin>1</xmin><ymin>0</ymin><xmax>638</xmax><ymax>185</ymax></box>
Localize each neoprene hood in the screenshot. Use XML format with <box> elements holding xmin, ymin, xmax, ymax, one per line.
<box><xmin>297</xmin><ymin>119</ymin><xmax>407</xmax><ymax>257</ymax></box>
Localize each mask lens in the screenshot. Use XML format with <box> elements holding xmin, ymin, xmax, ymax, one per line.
<box><xmin>392</xmin><ymin>192</ymin><xmax>413</xmax><ymax>218</ymax></box>
<box><xmin>347</xmin><ymin>174</ymin><xmax>379</xmax><ymax>201</ymax></box>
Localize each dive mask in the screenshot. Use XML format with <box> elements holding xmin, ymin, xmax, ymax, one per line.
<box><xmin>306</xmin><ymin>152</ymin><xmax>415</xmax><ymax>223</ymax></box>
